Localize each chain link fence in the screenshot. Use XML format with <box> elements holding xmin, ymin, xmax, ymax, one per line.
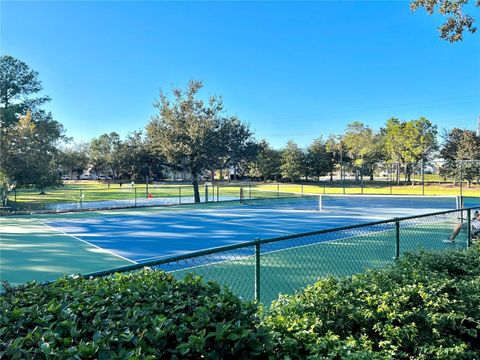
<box><xmin>3</xmin><ymin>184</ymin><xmax>244</xmax><ymax>214</ymax></box>
<box><xmin>2</xmin><ymin>160</ymin><xmax>479</xmax><ymax>214</ymax></box>
<box><xmin>84</xmin><ymin>207</ymin><xmax>478</xmax><ymax>305</ymax></box>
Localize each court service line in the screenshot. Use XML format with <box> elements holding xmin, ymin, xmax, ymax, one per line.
<box><xmin>38</xmin><ymin>220</ymin><xmax>137</xmax><ymax>264</ymax></box>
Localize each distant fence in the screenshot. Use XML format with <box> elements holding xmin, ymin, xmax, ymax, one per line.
<box><xmin>2</xmin><ymin>184</ymin><xmax>244</xmax><ymax>214</ymax></box>
<box><xmin>3</xmin><ymin>180</ymin><xmax>480</xmax><ymax>215</ymax></box>
<box><xmin>83</xmin><ymin>207</ymin><xmax>479</xmax><ymax>305</ymax></box>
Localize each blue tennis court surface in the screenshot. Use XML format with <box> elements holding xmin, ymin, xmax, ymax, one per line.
<box><xmin>4</xmin><ymin>194</ymin><xmax>474</xmax><ymax>286</ymax></box>
<box><xmin>42</xmin><ymin>199</ymin><xmax>457</xmax><ymax>264</ymax></box>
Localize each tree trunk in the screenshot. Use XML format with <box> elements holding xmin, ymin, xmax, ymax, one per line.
<box><xmin>192</xmin><ymin>177</ymin><xmax>200</xmax><ymax>203</ymax></box>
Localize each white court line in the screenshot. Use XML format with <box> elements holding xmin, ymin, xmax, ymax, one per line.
<box><xmin>39</xmin><ymin>220</ymin><xmax>137</xmax><ymax>264</ymax></box>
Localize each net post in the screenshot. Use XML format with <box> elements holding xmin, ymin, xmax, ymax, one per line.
<box><xmin>240</xmin><ymin>187</ymin><xmax>244</xmax><ymax>204</ymax></box>
<box><xmin>467</xmin><ymin>208</ymin><xmax>471</xmax><ymax>248</ymax></box>
<box><xmin>217</xmin><ymin>185</ymin><xmax>219</xmax><ymax>202</ymax></box>
<box><xmin>277</xmin><ymin>183</ymin><xmax>279</xmax><ymax>197</ymax></box>
<box><xmin>249</xmin><ymin>184</ymin><xmax>252</xmax><ymax>200</ymax></box>
<box><xmin>395</xmin><ymin>219</ymin><xmax>400</xmax><ymax>259</ymax></box>
<box><xmin>14</xmin><ymin>189</ymin><xmax>17</xmax><ymax>214</ymax></box>
<box><xmin>301</xmin><ymin>184</ymin><xmax>304</xmax><ymax>197</ymax></box>
<box><xmin>205</xmin><ymin>184</ymin><xmax>209</xmax><ymax>203</ymax></box>
<box><xmin>179</xmin><ymin>186</ymin><xmax>182</xmax><ymax>204</ymax></box>
<box><xmin>79</xmin><ymin>190</ymin><xmax>83</xmax><ymax>211</ymax></box>
<box><xmin>254</xmin><ymin>239</ymin><xmax>261</xmax><ymax>302</ymax></box>
<box><xmin>134</xmin><ymin>187</ymin><xmax>137</xmax><ymax>207</ymax></box>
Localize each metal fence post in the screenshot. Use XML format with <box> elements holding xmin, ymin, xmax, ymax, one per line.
<box><xmin>205</xmin><ymin>184</ymin><xmax>209</xmax><ymax>203</ymax></box>
<box><xmin>240</xmin><ymin>187</ymin><xmax>244</xmax><ymax>204</ymax></box>
<box><xmin>80</xmin><ymin>190</ymin><xmax>83</xmax><ymax>211</ymax></box>
<box><xmin>360</xmin><ymin>165</ymin><xmax>364</xmax><ymax>195</ymax></box>
<box><xmin>14</xmin><ymin>189</ymin><xmax>17</xmax><ymax>213</ymax></box>
<box><xmin>134</xmin><ymin>187</ymin><xmax>137</xmax><ymax>207</ymax></box>
<box><xmin>249</xmin><ymin>184</ymin><xmax>252</xmax><ymax>200</ymax></box>
<box><xmin>301</xmin><ymin>184</ymin><xmax>304</xmax><ymax>197</ymax></box>
<box><xmin>179</xmin><ymin>186</ymin><xmax>182</xmax><ymax>204</ymax></box>
<box><xmin>467</xmin><ymin>208</ymin><xmax>472</xmax><ymax>248</ymax></box>
<box><xmin>395</xmin><ymin>219</ymin><xmax>400</xmax><ymax>259</ymax></box>
<box><xmin>277</xmin><ymin>183</ymin><xmax>280</xmax><ymax>197</ymax></box>
<box><xmin>421</xmin><ymin>160</ymin><xmax>425</xmax><ymax>196</ymax></box>
<box><xmin>389</xmin><ymin>164</ymin><xmax>393</xmax><ymax>195</ymax></box>
<box><xmin>146</xmin><ymin>175</ymin><xmax>149</xmax><ymax>198</ymax></box>
<box><xmin>255</xmin><ymin>240</ymin><xmax>261</xmax><ymax>302</ymax></box>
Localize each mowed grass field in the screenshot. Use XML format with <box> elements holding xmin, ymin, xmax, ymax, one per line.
<box><xmin>6</xmin><ymin>180</ymin><xmax>479</xmax><ymax>211</ymax></box>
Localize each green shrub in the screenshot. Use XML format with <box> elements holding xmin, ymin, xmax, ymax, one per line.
<box><xmin>0</xmin><ymin>270</ymin><xmax>270</xmax><ymax>359</ymax></box>
<box><xmin>264</xmin><ymin>246</ymin><xmax>480</xmax><ymax>359</ymax></box>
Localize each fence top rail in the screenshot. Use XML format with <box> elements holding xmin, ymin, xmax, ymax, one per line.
<box><xmin>82</xmin><ymin>206</ymin><xmax>478</xmax><ymax>279</ymax></box>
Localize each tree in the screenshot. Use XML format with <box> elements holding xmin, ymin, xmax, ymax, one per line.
<box><xmin>1</xmin><ymin>111</ymin><xmax>62</xmax><ymax>192</ymax></box>
<box><xmin>306</xmin><ymin>137</ymin><xmax>331</xmax><ymax>181</ymax></box>
<box><xmin>280</xmin><ymin>141</ymin><xmax>305</xmax><ymax>182</ymax></box>
<box><xmin>117</xmin><ymin>131</ymin><xmax>164</xmax><ymax>181</ymax></box>
<box><xmin>341</xmin><ymin>122</ymin><xmax>386</xmax><ymax>181</ymax></box>
<box><xmin>404</xmin><ymin>118</ymin><xmax>438</xmax><ymax>164</ymax></box>
<box><xmin>248</xmin><ymin>140</ymin><xmax>282</xmax><ymax>181</ymax></box>
<box><xmin>58</xmin><ymin>143</ymin><xmax>89</xmax><ymax>179</ymax></box>
<box><xmin>147</xmin><ymin>80</ymin><xmax>252</xmax><ymax>202</ymax></box>
<box><xmin>410</xmin><ymin>0</ymin><xmax>478</xmax><ymax>42</ymax></box>
<box><xmin>89</xmin><ymin>135</ymin><xmax>110</xmax><ymax>177</ymax></box>
<box><xmin>385</xmin><ymin>117</ymin><xmax>437</xmax><ymax>183</ymax></box>
<box><xmin>216</xmin><ymin>116</ymin><xmax>257</xmax><ymax>181</ymax></box>
<box><xmin>88</xmin><ymin>132</ymin><xmax>122</xmax><ymax>179</ymax></box>
<box><xmin>325</xmin><ymin>135</ymin><xmax>349</xmax><ymax>182</ymax></box>
<box><xmin>0</xmin><ymin>56</ymin><xmax>51</xmax><ymax>127</ymax></box>
<box><xmin>440</xmin><ymin>128</ymin><xmax>480</xmax><ymax>186</ymax></box>
<box><xmin>0</xmin><ymin>56</ymin><xmax>64</xmax><ymax>191</ymax></box>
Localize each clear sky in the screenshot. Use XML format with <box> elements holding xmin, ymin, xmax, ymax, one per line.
<box><xmin>1</xmin><ymin>1</ymin><xmax>479</xmax><ymax>148</ymax></box>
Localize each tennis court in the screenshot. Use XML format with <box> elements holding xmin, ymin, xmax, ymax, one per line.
<box><xmin>2</xmin><ymin>193</ymin><xmax>473</xmax><ymax>293</ymax></box>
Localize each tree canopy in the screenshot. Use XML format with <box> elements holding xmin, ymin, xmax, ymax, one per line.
<box><xmin>147</xmin><ymin>80</ymin><xmax>256</xmax><ymax>202</ymax></box>
<box><xmin>410</xmin><ymin>0</ymin><xmax>478</xmax><ymax>42</ymax></box>
<box><xmin>0</xmin><ymin>55</ymin><xmax>64</xmax><ymax>192</ymax></box>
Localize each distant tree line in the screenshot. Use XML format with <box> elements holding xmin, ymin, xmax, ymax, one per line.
<box><xmin>1</xmin><ymin>56</ymin><xmax>479</xmax><ymax>204</ymax></box>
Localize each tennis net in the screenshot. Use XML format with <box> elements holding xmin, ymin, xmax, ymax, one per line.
<box><xmin>318</xmin><ymin>194</ymin><xmax>460</xmax><ymax>211</ymax></box>
<box><xmin>240</xmin><ymin>189</ymin><xmax>321</xmax><ymax>211</ymax></box>
<box><xmin>240</xmin><ymin>189</ymin><xmax>460</xmax><ymax>212</ymax></box>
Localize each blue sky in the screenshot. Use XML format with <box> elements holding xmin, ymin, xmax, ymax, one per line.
<box><xmin>1</xmin><ymin>1</ymin><xmax>479</xmax><ymax>148</ymax></box>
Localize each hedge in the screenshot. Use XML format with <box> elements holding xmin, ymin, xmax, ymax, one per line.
<box><xmin>2</xmin><ymin>246</ymin><xmax>480</xmax><ymax>359</ymax></box>
<box><xmin>0</xmin><ymin>271</ymin><xmax>270</xmax><ymax>359</ymax></box>
<box><xmin>264</xmin><ymin>245</ymin><xmax>480</xmax><ymax>359</ymax></box>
